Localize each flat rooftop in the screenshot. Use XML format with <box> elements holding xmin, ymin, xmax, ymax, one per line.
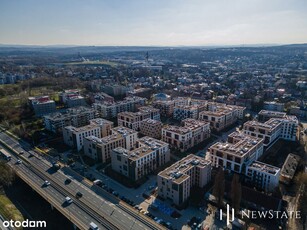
<box><xmin>281</xmin><ymin>154</ymin><xmax>300</xmax><ymax>179</ymax></box>
<box><xmin>65</xmin><ymin>124</ymin><xmax>99</xmax><ymax>133</ymax></box>
<box><xmin>248</xmin><ymin>161</ymin><xmax>280</xmax><ymax>175</ymax></box>
<box><xmin>113</xmin><ymin>146</ymin><xmax>154</xmax><ymax>161</ymax></box>
<box><xmin>158</xmin><ymin>154</ymin><xmax>211</xmax><ymax>184</ymax></box>
<box><xmin>244</xmin><ymin>119</ymin><xmax>282</xmax><ymax>130</ymax></box>
<box><xmin>112</xmin><ymin>126</ymin><xmax>138</xmax><ymax>135</ymax></box>
<box><xmin>137</xmin><ymin>136</ymin><xmax>168</xmax><ymax>149</ymax></box>
<box><xmin>259</xmin><ymin>110</ymin><xmax>286</xmax><ymax>118</ymax></box>
<box><xmin>210</xmin><ymin>134</ymin><xmax>262</xmax><ymax>158</ymax></box>
<box><xmin>90</xmin><ymin>118</ymin><xmax>114</xmax><ymax>125</ymax></box>
<box><xmin>141</xmin><ymin>118</ymin><xmax>162</xmax><ymax>125</ymax></box>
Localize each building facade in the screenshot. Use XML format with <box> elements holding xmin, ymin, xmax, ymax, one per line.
<box><xmin>157</xmin><ymin>154</ymin><xmax>211</xmax><ymax>206</ymax></box>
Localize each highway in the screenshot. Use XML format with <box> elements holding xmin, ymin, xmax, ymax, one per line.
<box><xmin>0</xmin><ymin>129</ymin><xmax>165</xmax><ymax>230</ymax></box>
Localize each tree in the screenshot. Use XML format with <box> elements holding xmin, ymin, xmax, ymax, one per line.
<box><xmin>0</xmin><ymin>161</ymin><xmax>15</xmax><ymax>187</ymax></box>
<box><xmin>231</xmin><ymin>174</ymin><xmax>242</xmax><ymax>214</ymax></box>
<box><xmin>212</xmin><ymin>167</ymin><xmax>225</xmax><ymax>208</ymax></box>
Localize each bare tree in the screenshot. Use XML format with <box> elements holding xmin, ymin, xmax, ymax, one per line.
<box><xmin>0</xmin><ymin>161</ymin><xmax>15</xmax><ymax>187</ymax></box>
<box><xmin>212</xmin><ymin>167</ymin><xmax>225</xmax><ymax>208</ymax></box>
<box><xmin>231</xmin><ymin>174</ymin><xmax>242</xmax><ymax>214</ymax></box>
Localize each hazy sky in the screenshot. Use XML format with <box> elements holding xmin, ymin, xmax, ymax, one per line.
<box><xmin>0</xmin><ymin>0</ymin><xmax>307</xmax><ymax>46</ymax></box>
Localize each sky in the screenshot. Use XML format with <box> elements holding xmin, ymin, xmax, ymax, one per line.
<box><xmin>0</xmin><ymin>0</ymin><xmax>307</xmax><ymax>46</ymax></box>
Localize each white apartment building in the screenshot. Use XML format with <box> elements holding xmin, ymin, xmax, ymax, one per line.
<box><xmin>243</xmin><ymin>119</ymin><xmax>282</xmax><ymax>147</ymax></box>
<box><xmin>157</xmin><ymin>154</ymin><xmax>211</xmax><ymax>206</ymax></box>
<box><xmin>245</xmin><ymin>161</ymin><xmax>280</xmax><ymax>192</ymax></box>
<box><xmin>208</xmin><ymin>131</ymin><xmax>264</xmax><ymax>173</ymax></box>
<box><xmin>162</xmin><ymin>118</ymin><xmax>210</xmax><ymax>152</ymax></box>
<box><xmin>258</xmin><ymin>110</ymin><xmax>287</xmax><ymax>122</ymax></box>
<box><xmin>63</xmin><ymin>124</ymin><xmax>102</xmax><ymax>151</ymax></box>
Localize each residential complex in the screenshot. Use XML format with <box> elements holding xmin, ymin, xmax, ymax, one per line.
<box><xmin>280</xmin><ymin>153</ymin><xmax>300</xmax><ymax>185</ymax></box>
<box><xmin>258</xmin><ymin>110</ymin><xmax>287</xmax><ymax>122</ymax></box>
<box><xmin>162</xmin><ymin>118</ymin><xmax>210</xmax><ymax>152</ymax></box>
<box><xmin>157</xmin><ymin>154</ymin><xmax>211</xmax><ymax>206</ymax></box>
<box><xmin>208</xmin><ymin>131</ymin><xmax>264</xmax><ymax>173</ymax></box>
<box><xmin>28</xmin><ymin>96</ymin><xmax>56</xmax><ymax>116</ymax></box>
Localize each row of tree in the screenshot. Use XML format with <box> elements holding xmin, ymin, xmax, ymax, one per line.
<box><xmin>212</xmin><ymin>167</ymin><xmax>242</xmax><ymax>214</ymax></box>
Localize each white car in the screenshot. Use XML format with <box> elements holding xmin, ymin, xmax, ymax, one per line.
<box><xmin>44</xmin><ymin>180</ymin><xmax>51</xmax><ymax>186</ymax></box>
<box><xmin>65</xmin><ymin>196</ymin><xmax>73</xmax><ymax>204</ymax></box>
<box><xmin>16</xmin><ymin>159</ymin><xmax>22</xmax><ymax>164</ymax></box>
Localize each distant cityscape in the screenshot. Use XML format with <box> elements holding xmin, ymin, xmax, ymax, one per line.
<box><xmin>0</xmin><ymin>44</ymin><xmax>306</xmax><ymax>230</ymax></box>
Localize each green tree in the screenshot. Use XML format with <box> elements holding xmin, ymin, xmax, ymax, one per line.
<box><xmin>231</xmin><ymin>174</ymin><xmax>242</xmax><ymax>214</ymax></box>
<box><xmin>0</xmin><ymin>161</ymin><xmax>15</xmax><ymax>187</ymax></box>
<box><xmin>212</xmin><ymin>167</ymin><xmax>225</xmax><ymax>208</ymax></box>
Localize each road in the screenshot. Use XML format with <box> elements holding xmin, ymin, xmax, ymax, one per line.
<box><xmin>0</xmin><ymin>130</ymin><xmax>164</xmax><ymax>230</ymax></box>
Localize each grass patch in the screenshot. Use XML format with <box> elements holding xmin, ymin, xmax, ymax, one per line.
<box><xmin>0</xmin><ymin>193</ymin><xmax>24</xmax><ymax>227</ymax></box>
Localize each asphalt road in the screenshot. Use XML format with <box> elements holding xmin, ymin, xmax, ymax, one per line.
<box><xmin>0</xmin><ymin>130</ymin><xmax>163</xmax><ymax>230</ymax></box>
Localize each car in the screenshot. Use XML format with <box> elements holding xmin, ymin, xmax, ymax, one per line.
<box><xmin>65</xmin><ymin>178</ymin><xmax>72</xmax><ymax>184</ymax></box>
<box><xmin>16</xmin><ymin>159</ymin><xmax>22</xmax><ymax>164</ymax></box>
<box><xmin>19</xmin><ymin>151</ymin><xmax>24</xmax><ymax>155</ymax></box>
<box><xmin>65</xmin><ymin>196</ymin><xmax>73</xmax><ymax>204</ymax></box>
<box><xmin>89</xmin><ymin>222</ymin><xmax>99</xmax><ymax>230</ymax></box>
<box><xmin>44</xmin><ymin>180</ymin><xmax>51</xmax><ymax>186</ymax></box>
<box><xmin>76</xmin><ymin>191</ymin><xmax>83</xmax><ymax>198</ymax></box>
<box><xmin>93</xmin><ymin>179</ymin><xmax>103</xmax><ymax>187</ymax></box>
<box><xmin>112</xmin><ymin>191</ymin><xmax>119</xmax><ymax>197</ymax></box>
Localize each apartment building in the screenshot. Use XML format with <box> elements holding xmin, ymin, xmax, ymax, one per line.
<box><xmin>140</xmin><ymin>119</ymin><xmax>162</xmax><ymax>139</ymax></box>
<box><xmin>162</xmin><ymin>118</ymin><xmax>210</xmax><ymax>152</ymax></box>
<box><xmin>111</xmin><ymin>146</ymin><xmax>157</xmax><ymax>181</ymax></box>
<box><xmin>68</xmin><ymin>106</ymin><xmax>96</xmax><ymax>127</ymax></box>
<box><xmin>245</xmin><ymin>161</ymin><xmax>280</xmax><ymax>192</ymax></box>
<box><xmin>60</xmin><ymin>89</ymin><xmax>86</xmax><ymax>108</ymax></box>
<box><xmin>44</xmin><ymin>106</ymin><xmax>96</xmax><ymax>133</ymax></box>
<box><xmin>117</xmin><ymin>111</ymin><xmax>150</xmax><ymax>131</ymax></box>
<box><xmin>83</xmin><ymin>133</ymin><xmax>125</xmax><ymax>162</ymax></box>
<box><xmin>138</xmin><ymin>106</ymin><xmax>160</xmax><ymax>120</ymax></box>
<box><xmin>208</xmin><ymin>132</ymin><xmax>264</xmax><ymax>173</ymax></box>
<box><xmin>152</xmin><ymin>100</ymin><xmax>174</xmax><ymax>117</ymax></box>
<box><xmin>280</xmin><ymin>154</ymin><xmax>300</xmax><ymax>185</ymax></box>
<box><xmin>199</xmin><ymin>106</ymin><xmax>239</xmax><ymax>132</ymax></box>
<box><xmin>243</xmin><ymin>119</ymin><xmax>282</xmax><ymax>147</ymax></box>
<box><xmin>63</xmin><ymin>124</ymin><xmax>102</xmax><ymax>151</ymax></box>
<box><xmin>28</xmin><ymin>96</ymin><xmax>56</xmax><ymax>116</ymax></box>
<box><xmin>93</xmin><ymin>96</ymin><xmax>146</xmax><ymax>118</ymax></box>
<box><xmin>83</xmin><ymin>125</ymin><xmax>137</xmax><ymax>163</ymax></box>
<box><xmin>89</xmin><ymin>118</ymin><xmax>114</xmax><ymax>137</ymax></box>
<box><xmin>117</xmin><ymin>106</ymin><xmax>160</xmax><ymax>131</ymax></box>
<box><xmin>111</xmin><ymin>126</ymin><xmax>138</xmax><ymax>150</ymax></box>
<box><xmin>137</xmin><ymin>136</ymin><xmax>170</xmax><ymax>167</ymax></box>
<box><xmin>157</xmin><ymin>154</ymin><xmax>211</xmax><ymax>206</ymax></box>
<box><xmin>258</xmin><ymin>110</ymin><xmax>287</xmax><ymax>122</ymax></box>
<box><xmin>173</xmin><ymin>105</ymin><xmax>200</xmax><ymax>120</ymax></box>
<box><xmin>263</xmin><ymin>101</ymin><xmax>285</xmax><ymax>112</ymax></box>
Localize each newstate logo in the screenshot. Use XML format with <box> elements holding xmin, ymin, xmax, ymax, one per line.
<box><xmin>219</xmin><ymin>204</ymin><xmax>234</xmax><ymax>225</ymax></box>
